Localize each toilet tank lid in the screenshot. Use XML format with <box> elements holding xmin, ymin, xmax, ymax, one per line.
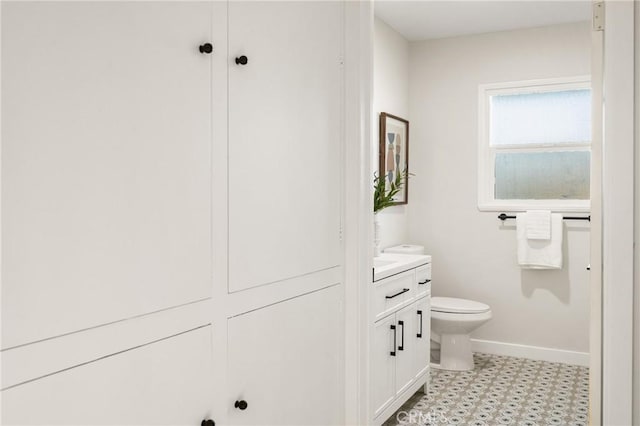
<box><xmin>431</xmin><ymin>297</ymin><xmax>491</xmax><ymax>314</ymax></box>
<box><xmin>384</xmin><ymin>244</ymin><xmax>425</xmax><ymax>255</ymax></box>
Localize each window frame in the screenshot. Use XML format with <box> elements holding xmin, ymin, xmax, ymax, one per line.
<box><xmin>477</xmin><ymin>75</ymin><xmax>592</xmax><ymax>212</ymax></box>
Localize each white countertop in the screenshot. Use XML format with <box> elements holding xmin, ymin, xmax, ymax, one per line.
<box><xmin>373</xmin><ymin>253</ymin><xmax>431</xmax><ymax>282</ymax></box>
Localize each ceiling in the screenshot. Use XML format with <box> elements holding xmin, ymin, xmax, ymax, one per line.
<box><xmin>375</xmin><ymin>1</ymin><xmax>592</xmax><ymax>41</ymax></box>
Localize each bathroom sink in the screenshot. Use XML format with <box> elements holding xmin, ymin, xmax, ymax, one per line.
<box><xmin>373</xmin><ymin>253</ymin><xmax>431</xmax><ymax>282</ymax></box>
<box><xmin>373</xmin><ymin>259</ymin><xmax>396</xmax><ymax>268</ymax></box>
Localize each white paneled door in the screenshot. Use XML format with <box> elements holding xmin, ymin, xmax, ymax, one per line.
<box><xmin>414</xmin><ymin>297</ymin><xmax>431</xmax><ymax>379</ymax></box>
<box><xmin>1</xmin><ymin>2</ymin><xmax>214</xmax><ymax>349</ymax></box>
<box><xmin>372</xmin><ymin>315</ymin><xmax>396</xmax><ymax>417</ymax></box>
<box><xmin>227</xmin><ymin>1</ymin><xmax>343</xmax><ymax>293</ymax></box>
<box><xmin>395</xmin><ymin>304</ymin><xmax>417</xmax><ymax>396</ymax></box>
<box><xmin>226</xmin><ymin>286</ymin><xmax>342</xmax><ymax>425</ymax></box>
<box><xmin>2</xmin><ymin>327</ymin><xmax>214</xmax><ymax>425</ymax></box>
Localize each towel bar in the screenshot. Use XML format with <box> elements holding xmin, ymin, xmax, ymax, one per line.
<box><xmin>497</xmin><ymin>213</ymin><xmax>590</xmax><ymax>222</ymax></box>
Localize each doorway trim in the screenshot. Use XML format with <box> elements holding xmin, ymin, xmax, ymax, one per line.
<box><xmin>601</xmin><ymin>1</ymin><xmax>635</xmax><ymax>425</ymax></box>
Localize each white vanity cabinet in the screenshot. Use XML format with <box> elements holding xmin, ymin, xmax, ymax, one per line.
<box><xmin>371</xmin><ymin>259</ymin><xmax>432</xmax><ymax>425</ymax></box>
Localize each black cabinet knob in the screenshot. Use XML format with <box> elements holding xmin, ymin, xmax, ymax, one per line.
<box><xmin>234</xmin><ymin>400</ymin><xmax>248</xmax><ymax>410</ymax></box>
<box><xmin>199</xmin><ymin>43</ymin><xmax>213</xmax><ymax>54</ymax></box>
<box><xmin>201</xmin><ymin>420</ymin><xmax>215</xmax><ymax>426</ymax></box>
<box><xmin>235</xmin><ymin>55</ymin><xmax>248</xmax><ymax>65</ymax></box>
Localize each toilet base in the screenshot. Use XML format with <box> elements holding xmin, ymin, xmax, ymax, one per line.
<box><xmin>436</xmin><ymin>333</ymin><xmax>474</xmax><ymax>371</ymax></box>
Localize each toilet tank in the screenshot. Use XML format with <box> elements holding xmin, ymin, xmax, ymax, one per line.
<box><xmin>384</xmin><ymin>244</ymin><xmax>425</xmax><ymax>255</ymax></box>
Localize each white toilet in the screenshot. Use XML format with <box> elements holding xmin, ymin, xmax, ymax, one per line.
<box><xmin>431</xmin><ymin>297</ymin><xmax>492</xmax><ymax>371</ymax></box>
<box><xmin>383</xmin><ymin>244</ymin><xmax>492</xmax><ymax>371</ymax></box>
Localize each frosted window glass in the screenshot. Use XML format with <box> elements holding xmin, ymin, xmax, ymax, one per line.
<box><xmin>490</xmin><ymin>89</ymin><xmax>591</xmax><ymax>146</ymax></box>
<box><xmin>495</xmin><ymin>151</ymin><xmax>590</xmax><ymax>200</ymax></box>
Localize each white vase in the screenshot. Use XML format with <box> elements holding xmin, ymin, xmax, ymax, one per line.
<box><xmin>373</xmin><ymin>213</ymin><xmax>381</xmax><ymax>257</ymax></box>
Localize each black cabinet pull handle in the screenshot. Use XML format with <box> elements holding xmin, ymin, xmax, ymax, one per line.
<box><xmin>390</xmin><ymin>324</ymin><xmax>396</xmax><ymax>356</ymax></box>
<box><xmin>418</xmin><ymin>279</ymin><xmax>431</xmax><ymax>285</ymax></box>
<box><xmin>199</xmin><ymin>43</ymin><xmax>213</xmax><ymax>54</ymax></box>
<box><xmin>201</xmin><ymin>420</ymin><xmax>215</xmax><ymax>426</ymax></box>
<box><xmin>234</xmin><ymin>400</ymin><xmax>248</xmax><ymax>410</ymax></box>
<box><xmin>235</xmin><ymin>55</ymin><xmax>248</xmax><ymax>65</ymax></box>
<box><xmin>385</xmin><ymin>288</ymin><xmax>410</xmax><ymax>299</ymax></box>
<box><xmin>398</xmin><ymin>320</ymin><xmax>405</xmax><ymax>351</ymax></box>
<box><xmin>417</xmin><ymin>310</ymin><xmax>423</xmax><ymax>338</ymax></box>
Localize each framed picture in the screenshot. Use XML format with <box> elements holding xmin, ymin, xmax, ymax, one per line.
<box><xmin>379</xmin><ymin>112</ymin><xmax>409</xmax><ymax>205</ymax></box>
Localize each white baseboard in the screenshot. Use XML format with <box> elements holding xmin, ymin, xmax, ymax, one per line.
<box><xmin>470</xmin><ymin>338</ymin><xmax>589</xmax><ymax>367</ymax></box>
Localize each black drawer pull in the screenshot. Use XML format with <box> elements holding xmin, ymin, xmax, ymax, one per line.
<box><xmin>201</xmin><ymin>420</ymin><xmax>215</xmax><ymax>426</ymax></box>
<box><xmin>418</xmin><ymin>279</ymin><xmax>431</xmax><ymax>285</ymax></box>
<box><xmin>417</xmin><ymin>310</ymin><xmax>423</xmax><ymax>338</ymax></box>
<box><xmin>390</xmin><ymin>324</ymin><xmax>396</xmax><ymax>356</ymax></box>
<box><xmin>386</xmin><ymin>288</ymin><xmax>410</xmax><ymax>299</ymax></box>
<box><xmin>398</xmin><ymin>320</ymin><xmax>405</xmax><ymax>351</ymax></box>
<box><xmin>234</xmin><ymin>400</ymin><xmax>248</xmax><ymax>410</ymax></box>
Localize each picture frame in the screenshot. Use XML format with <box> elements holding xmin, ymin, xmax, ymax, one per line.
<box><xmin>379</xmin><ymin>112</ymin><xmax>410</xmax><ymax>205</ymax></box>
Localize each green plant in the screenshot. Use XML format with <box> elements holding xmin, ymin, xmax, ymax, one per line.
<box><xmin>374</xmin><ymin>170</ymin><xmax>406</xmax><ymax>213</ymax></box>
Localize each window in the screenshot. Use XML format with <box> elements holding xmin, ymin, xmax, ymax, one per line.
<box><xmin>478</xmin><ymin>76</ymin><xmax>591</xmax><ymax>211</ymax></box>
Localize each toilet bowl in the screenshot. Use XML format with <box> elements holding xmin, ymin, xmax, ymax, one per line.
<box><xmin>431</xmin><ymin>297</ymin><xmax>492</xmax><ymax>371</ymax></box>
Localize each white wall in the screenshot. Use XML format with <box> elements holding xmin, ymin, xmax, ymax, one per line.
<box><xmin>373</xmin><ymin>17</ymin><xmax>409</xmax><ymax>250</ymax></box>
<box><xmin>634</xmin><ymin>2</ymin><xmax>640</xmax><ymax>422</ymax></box>
<box><xmin>408</xmin><ymin>22</ymin><xmax>592</xmax><ymax>356</ymax></box>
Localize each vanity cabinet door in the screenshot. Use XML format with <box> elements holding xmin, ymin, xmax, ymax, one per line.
<box><xmin>394</xmin><ymin>304</ymin><xmax>417</xmax><ymax>396</ymax></box>
<box><xmin>414</xmin><ymin>296</ymin><xmax>431</xmax><ymax>380</ymax></box>
<box><xmin>227</xmin><ymin>1</ymin><xmax>343</xmax><ymax>293</ymax></box>
<box><xmin>226</xmin><ymin>285</ymin><xmax>341</xmax><ymax>425</ymax></box>
<box><xmin>2</xmin><ymin>1</ymin><xmax>215</xmax><ymax>349</ymax></box>
<box><xmin>1</xmin><ymin>326</ymin><xmax>214</xmax><ymax>425</ymax></box>
<box><xmin>372</xmin><ymin>315</ymin><xmax>397</xmax><ymax>417</ymax></box>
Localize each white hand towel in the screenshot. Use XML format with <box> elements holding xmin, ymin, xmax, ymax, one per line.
<box><xmin>516</xmin><ymin>213</ymin><xmax>563</xmax><ymax>269</ymax></box>
<box><xmin>525</xmin><ymin>210</ymin><xmax>551</xmax><ymax>240</ymax></box>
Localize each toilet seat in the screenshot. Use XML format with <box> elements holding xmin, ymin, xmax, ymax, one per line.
<box><xmin>431</xmin><ymin>297</ymin><xmax>490</xmax><ymax>314</ymax></box>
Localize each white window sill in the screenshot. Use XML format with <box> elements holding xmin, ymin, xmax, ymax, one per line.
<box><xmin>477</xmin><ymin>200</ymin><xmax>591</xmax><ymax>213</ymax></box>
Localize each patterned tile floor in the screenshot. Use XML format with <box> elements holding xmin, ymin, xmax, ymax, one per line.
<box><xmin>383</xmin><ymin>353</ymin><xmax>589</xmax><ymax>426</ymax></box>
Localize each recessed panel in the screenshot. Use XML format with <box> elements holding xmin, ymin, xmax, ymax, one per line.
<box><xmin>2</xmin><ymin>2</ymin><xmax>213</xmax><ymax>348</ymax></box>
<box><xmin>227</xmin><ymin>2</ymin><xmax>343</xmax><ymax>292</ymax></box>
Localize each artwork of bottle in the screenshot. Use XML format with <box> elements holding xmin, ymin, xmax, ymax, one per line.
<box><xmin>386</xmin><ymin>132</ymin><xmax>395</xmax><ymax>183</ymax></box>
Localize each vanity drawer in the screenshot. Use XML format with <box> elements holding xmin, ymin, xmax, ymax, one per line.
<box><xmin>373</xmin><ymin>270</ymin><xmax>415</xmax><ymax>321</ymax></box>
<box><xmin>415</xmin><ymin>263</ymin><xmax>432</xmax><ymax>298</ymax></box>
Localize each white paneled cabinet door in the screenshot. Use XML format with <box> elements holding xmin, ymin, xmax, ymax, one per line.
<box><xmin>1</xmin><ymin>2</ymin><xmax>214</xmax><ymax>349</ymax></box>
<box><xmin>227</xmin><ymin>1</ymin><xmax>343</xmax><ymax>293</ymax></box>
<box><xmin>226</xmin><ymin>286</ymin><xmax>341</xmax><ymax>425</ymax></box>
<box><xmin>2</xmin><ymin>327</ymin><xmax>214</xmax><ymax>425</ymax></box>
<box><xmin>414</xmin><ymin>297</ymin><xmax>431</xmax><ymax>379</ymax></box>
<box><xmin>395</xmin><ymin>304</ymin><xmax>417</xmax><ymax>396</ymax></box>
<box><xmin>372</xmin><ymin>315</ymin><xmax>397</xmax><ymax>417</ymax></box>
